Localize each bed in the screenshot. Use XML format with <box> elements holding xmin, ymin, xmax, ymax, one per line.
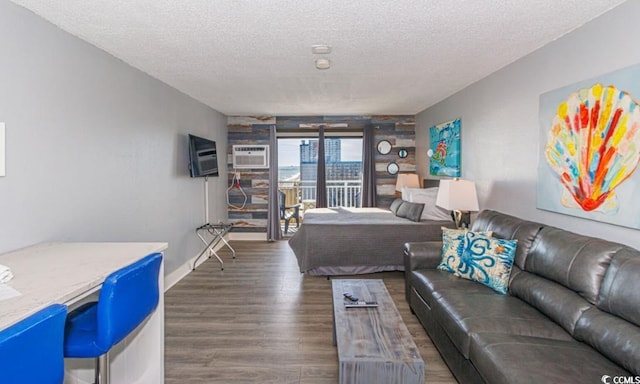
<box><xmin>288</xmin><ymin>206</ymin><xmax>454</xmax><ymax>275</ymax></box>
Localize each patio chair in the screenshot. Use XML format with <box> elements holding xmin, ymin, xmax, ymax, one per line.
<box><xmin>279</xmin><ymin>190</ymin><xmax>301</xmax><ymax>234</ymax></box>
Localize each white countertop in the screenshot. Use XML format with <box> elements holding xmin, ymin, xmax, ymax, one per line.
<box><xmin>0</xmin><ymin>242</ymin><xmax>168</xmax><ymax>330</ymax></box>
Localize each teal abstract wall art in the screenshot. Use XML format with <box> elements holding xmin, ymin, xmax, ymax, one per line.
<box><xmin>428</xmin><ymin>118</ymin><xmax>461</xmax><ymax>177</ymax></box>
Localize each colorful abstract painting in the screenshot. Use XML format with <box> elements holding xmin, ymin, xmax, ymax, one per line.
<box><xmin>538</xmin><ymin>64</ymin><xmax>640</xmax><ymax>229</ymax></box>
<box><xmin>429</xmin><ymin>118</ymin><xmax>461</xmax><ymax>177</ymax></box>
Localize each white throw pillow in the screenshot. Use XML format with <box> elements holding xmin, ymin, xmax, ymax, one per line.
<box><xmin>402</xmin><ymin>187</ymin><xmax>422</xmax><ymax>202</ymax></box>
<box><xmin>408</xmin><ymin>188</ymin><xmax>452</xmax><ymax>221</ymax></box>
<box><xmin>401</xmin><ymin>186</ymin><xmax>411</xmax><ymax>201</ymax></box>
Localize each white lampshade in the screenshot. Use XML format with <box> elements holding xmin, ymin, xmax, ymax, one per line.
<box><xmin>395</xmin><ymin>173</ymin><xmax>420</xmax><ymax>192</ymax></box>
<box><xmin>436</xmin><ymin>179</ymin><xmax>479</xmax><ymax>212</ymax></box>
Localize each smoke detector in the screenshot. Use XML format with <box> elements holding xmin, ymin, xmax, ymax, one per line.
<box><xmin>315</xmin><ymin>58</ymin><xmax>331</xmax><ymax>70</ymax></box>
<box><xmin>311</xmin><ymin>44</ymin><xmax>332</xmax><ymax>54</ymax></box>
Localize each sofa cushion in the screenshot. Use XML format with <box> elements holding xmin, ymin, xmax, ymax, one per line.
<box><xmin>507</xmin><ymin>227</ymin><xmax>622</xmax><ymax>336</ymax></box>
<box><xmin>409</xmin><ymin>269</ymin><xmax>494</xmax><ymax>310</ymax></box>
<box><xmin>432</xmin><ymin>290</ymin><xmax>572</xmax><ymax>359</ymax></box>
<box><xmin>597</xmin><ymin>248</ymin><xmax>640</xmax><ymax>326</ymax></box>
<box><xmin>574</xmin><ymin>307</ymin><xmax>640</xmax><ymax>375</ymax></box>
<box><xmin>509</xmin><ymin>271</ymin><xmax>592</xmax><ymax>335</ymax></box>
<box><xmin>524</xmin><ymin>227</ymin><xmax>621</xmax><ymax>304</ymax></box>
<box><xmin>469</xmin><ymin>333</ymin><xmax>629</xmax><ymax>384</ymax></box>
<box><xmin>439</xmin><ymin>231</ymin><xmax>517</xmax><ymax>294</ymax></box>
<box><xmin>571</xmin><ymin>248</ymin><xmax>640</xmax><ymax>375</ymax></box>
<box><xmin>470</xmin><ymin>210</ymin><xmax>543</xmax><ymax>271</ymax></box>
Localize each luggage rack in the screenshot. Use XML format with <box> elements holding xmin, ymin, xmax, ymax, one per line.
<box><xmin>194</xmin><ymin>223</ymin><xmax>235</xmax><ymax>270</ymax></box>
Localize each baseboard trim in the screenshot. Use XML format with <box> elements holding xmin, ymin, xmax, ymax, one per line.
<box><xmin>164</xmin><ymin>235</ymin><xmax>229</xmax><ymax>291</ymax></box>
<box><xmin>164</xmin><ymin>232</ymin><xmax>269</xmax><ymax>291</ymax></box>
<box><xmin>228</xmin><ymin>232</ymin><xmax>267</xmax><ymax>241</ymax></box>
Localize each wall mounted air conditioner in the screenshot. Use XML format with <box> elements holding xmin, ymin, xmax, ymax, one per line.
<box><xmin>232</xmin><ymin>145</ymin><xmax>269</xmax><ymax>169</ymax></box>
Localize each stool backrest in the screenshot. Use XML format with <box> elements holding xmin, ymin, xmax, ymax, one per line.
<box><xmin>0</xmin><ymin>304</ymin><xmax>67</xmax><ymax>384</ymax></box>
<box><xmin>97</xmin><ymin>252</ymin><xmax>162</xmax><ymax>349</ymax></box>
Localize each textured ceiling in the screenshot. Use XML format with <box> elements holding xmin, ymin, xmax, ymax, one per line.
<box><xmin>10</xmin><ymin>0</ymin><xmax>627</xmax><ymax>116</ymax></box>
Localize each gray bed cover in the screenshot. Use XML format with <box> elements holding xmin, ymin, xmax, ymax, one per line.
<box><xmin>288</xmin><ymin>207</ymin><xmax>453</xmax><ymax>275</ymax></box>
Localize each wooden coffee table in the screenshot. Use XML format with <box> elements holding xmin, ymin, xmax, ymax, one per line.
<box><xmin>331</xmin><ymin>279</ymin><xmax>425</xmax><ymax>384</ymax></box>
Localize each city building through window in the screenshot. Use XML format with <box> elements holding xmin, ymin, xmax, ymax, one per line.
<box><xmin>278</xmin><ymin>137</ymin><xmax>363</xmax><ymax>208</ymax></box>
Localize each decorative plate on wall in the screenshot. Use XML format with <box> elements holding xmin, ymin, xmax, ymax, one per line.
<box><xmin>387</xmin><ymin>162</ymin><xmax>399</xmax><ymax>175</ymax></box>
<box><xmin>377</xmin><ymin>140</ymin><xmax>392</xmax><ymax>155</ymax></box>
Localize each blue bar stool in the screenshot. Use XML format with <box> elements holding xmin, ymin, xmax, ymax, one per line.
<box><xmin>0</xmin><ymin>304</ymin><xmax>68</xmax><ymax>384</ymax></box>
<box><xmin>64</xmin><ymin>253</ymin><xmax>162</xmax><ymax>384</ymax></box>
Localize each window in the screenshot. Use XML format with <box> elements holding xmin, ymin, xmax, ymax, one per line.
<box><xmin>277</xmin><ymin>137</ymin><xmax>363</xmax><ymax>207</ymax></box>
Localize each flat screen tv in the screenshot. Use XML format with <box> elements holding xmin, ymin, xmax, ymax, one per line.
<box><xmin>188</xmin><ymin>134</ymin><xmax>219</xmax><ymax>177</ymax></box>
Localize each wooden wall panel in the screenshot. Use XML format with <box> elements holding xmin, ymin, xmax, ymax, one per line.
<box><xmin>372</xmin><ymin>116</ymin><xmax>417</xmax><ymax>208</ymax></box>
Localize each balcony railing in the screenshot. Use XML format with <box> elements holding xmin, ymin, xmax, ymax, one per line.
<box><xmin>278</xmin><ymin>180</ymin><xmax>362</xmax><ymax>208</ymax></box>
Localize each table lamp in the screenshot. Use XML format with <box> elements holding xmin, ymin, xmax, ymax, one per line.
<box><xmin>395</xmin><ymin>173</ymin><xmax>421</xmax><ymax>193</ymax></box>
<box><xmin>435</xmin><ymin>179</ymin><xmax>479</xmax><ymax>228</ymax></box>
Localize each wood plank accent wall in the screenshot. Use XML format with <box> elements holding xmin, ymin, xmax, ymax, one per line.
<box><xmin>372</xmin><ymin>116</ymin><xmax>417</xmax><ymax>208</ymax></box>
<box><xmin>227</xmin><ymin>115</ymin><xmax>416</xmax><ymax>232</ymax></box>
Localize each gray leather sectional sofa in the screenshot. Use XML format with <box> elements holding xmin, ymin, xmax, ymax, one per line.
<box><xmin>404</xmin><ymin>210</ymin><xmax>640</xmax><ymax>383</ymax></box>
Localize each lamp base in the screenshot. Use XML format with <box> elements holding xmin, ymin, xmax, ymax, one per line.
<box><xmin>451</xmin><ymin>210</ymin><xmax>471</xmax><ymax>229</ymax></box>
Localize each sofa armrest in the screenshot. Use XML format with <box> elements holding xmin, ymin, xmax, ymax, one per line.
<box><xmin>404</xmin><ymin>241</ymin><xmax>443</xmax><ymax>304</ymax></box>
<box><xmin>404</xmin><ymin>241</ymin><xmax>443</xmax><ymax>271</ymax></box>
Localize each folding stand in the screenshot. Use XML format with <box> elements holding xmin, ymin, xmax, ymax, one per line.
<box><xmin>193</xmin><ymin>176</ymin><xmax>236</xmax><ymax>271</ymax></box>
<box><xmin>194</xmin><ymin>223</ymin><xmax>235</xmax><ymax>270</ymax></box>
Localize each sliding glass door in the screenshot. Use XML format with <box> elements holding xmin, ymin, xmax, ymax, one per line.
<box><xmin>277</xmin><ymin>136</ymin><xmax>363</xmax><ymax>209</ymax></box>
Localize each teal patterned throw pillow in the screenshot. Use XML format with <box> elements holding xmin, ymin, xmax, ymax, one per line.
<box><xmin>438</xmin><ymin>227</ymin><xmax>469</xmax><ymax>274</ymax></box>
<box><xmin>438</xmin><ymin>229</ymin><xmax>517</xmax><ymax>294</ymax></box>
<box><xmin>438</xmin><ymin>227</ymin><xmax>493</xmax><ymax>274</ymax></box>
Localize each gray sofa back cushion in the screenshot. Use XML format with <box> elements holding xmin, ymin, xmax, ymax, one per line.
<box><xmin>471</xmin><ymin>210</ymin><xmax>542</xmax><ymax>270</ymax></box>
<box><xmin>587</xmin><ymin>246</ymin><xmax>640</xmax><ymax>373</ymax></box>
<box><xmin>574</xmin><ymin>307</ymin><xmax>640</xmax><ymax>375</ymax></box>
<box><xmin>510</xmin><ymin>227</ymin><xmax>621</xmax><ymax>335</ymax></box>
<box><xmin>510</xmin><ymin>272</ymin><xmax>591</xmax><ymax>334</ymax></box>
<box><xmin>597</xmin><ymin>248</ymin><xmax>640</xmax><ymax>326</ymax></box>
<box><xmin>524</xmin><ymin>227</ymin><xmax>621</xmax><ymax>304</ymax></box>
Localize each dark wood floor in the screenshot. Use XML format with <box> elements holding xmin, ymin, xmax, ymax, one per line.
<box><xmin>165</xmin><ymin>240</ymin><xmax>456</xmax><ymax>384</ymax></box>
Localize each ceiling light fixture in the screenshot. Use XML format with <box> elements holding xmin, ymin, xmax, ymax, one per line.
<box><xmin>311</xmin><ymin>44</ymin><xmax>332</xmax><ymax>54</ymax></box>
<box><xmin>315</xmin><ymin>58</ymin><xmax>331</xmax><ymax>70</ymax></box>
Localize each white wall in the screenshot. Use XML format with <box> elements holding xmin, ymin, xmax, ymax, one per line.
<box><xmin>0</xmin><ymin>1</ymin><xmax>228</xmax><ymax>275</ymax></box>
<box><xmin>416</xmin><ymin>0</ymin><xmax>640</xmax><ymax>250</ymax></box>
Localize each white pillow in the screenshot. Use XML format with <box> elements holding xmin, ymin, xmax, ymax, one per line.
<box><xmin>408</xmin><ymin>188</ymin><xmax>452</xmax><ymax>221</ymax></box>
<box><xmin>406</xmin><ymin>187</ymin><xmax>437</xmax><ymax>202</ymax></box>
<box><xmin>401</xmin><ymin>186</ymin><xmax>410</xmax><ymax>201</ymax></box>
<box><xmin>402</xmin><ymin>187</ymin><xmax>422</xmax><ymax>202</ymax></box>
